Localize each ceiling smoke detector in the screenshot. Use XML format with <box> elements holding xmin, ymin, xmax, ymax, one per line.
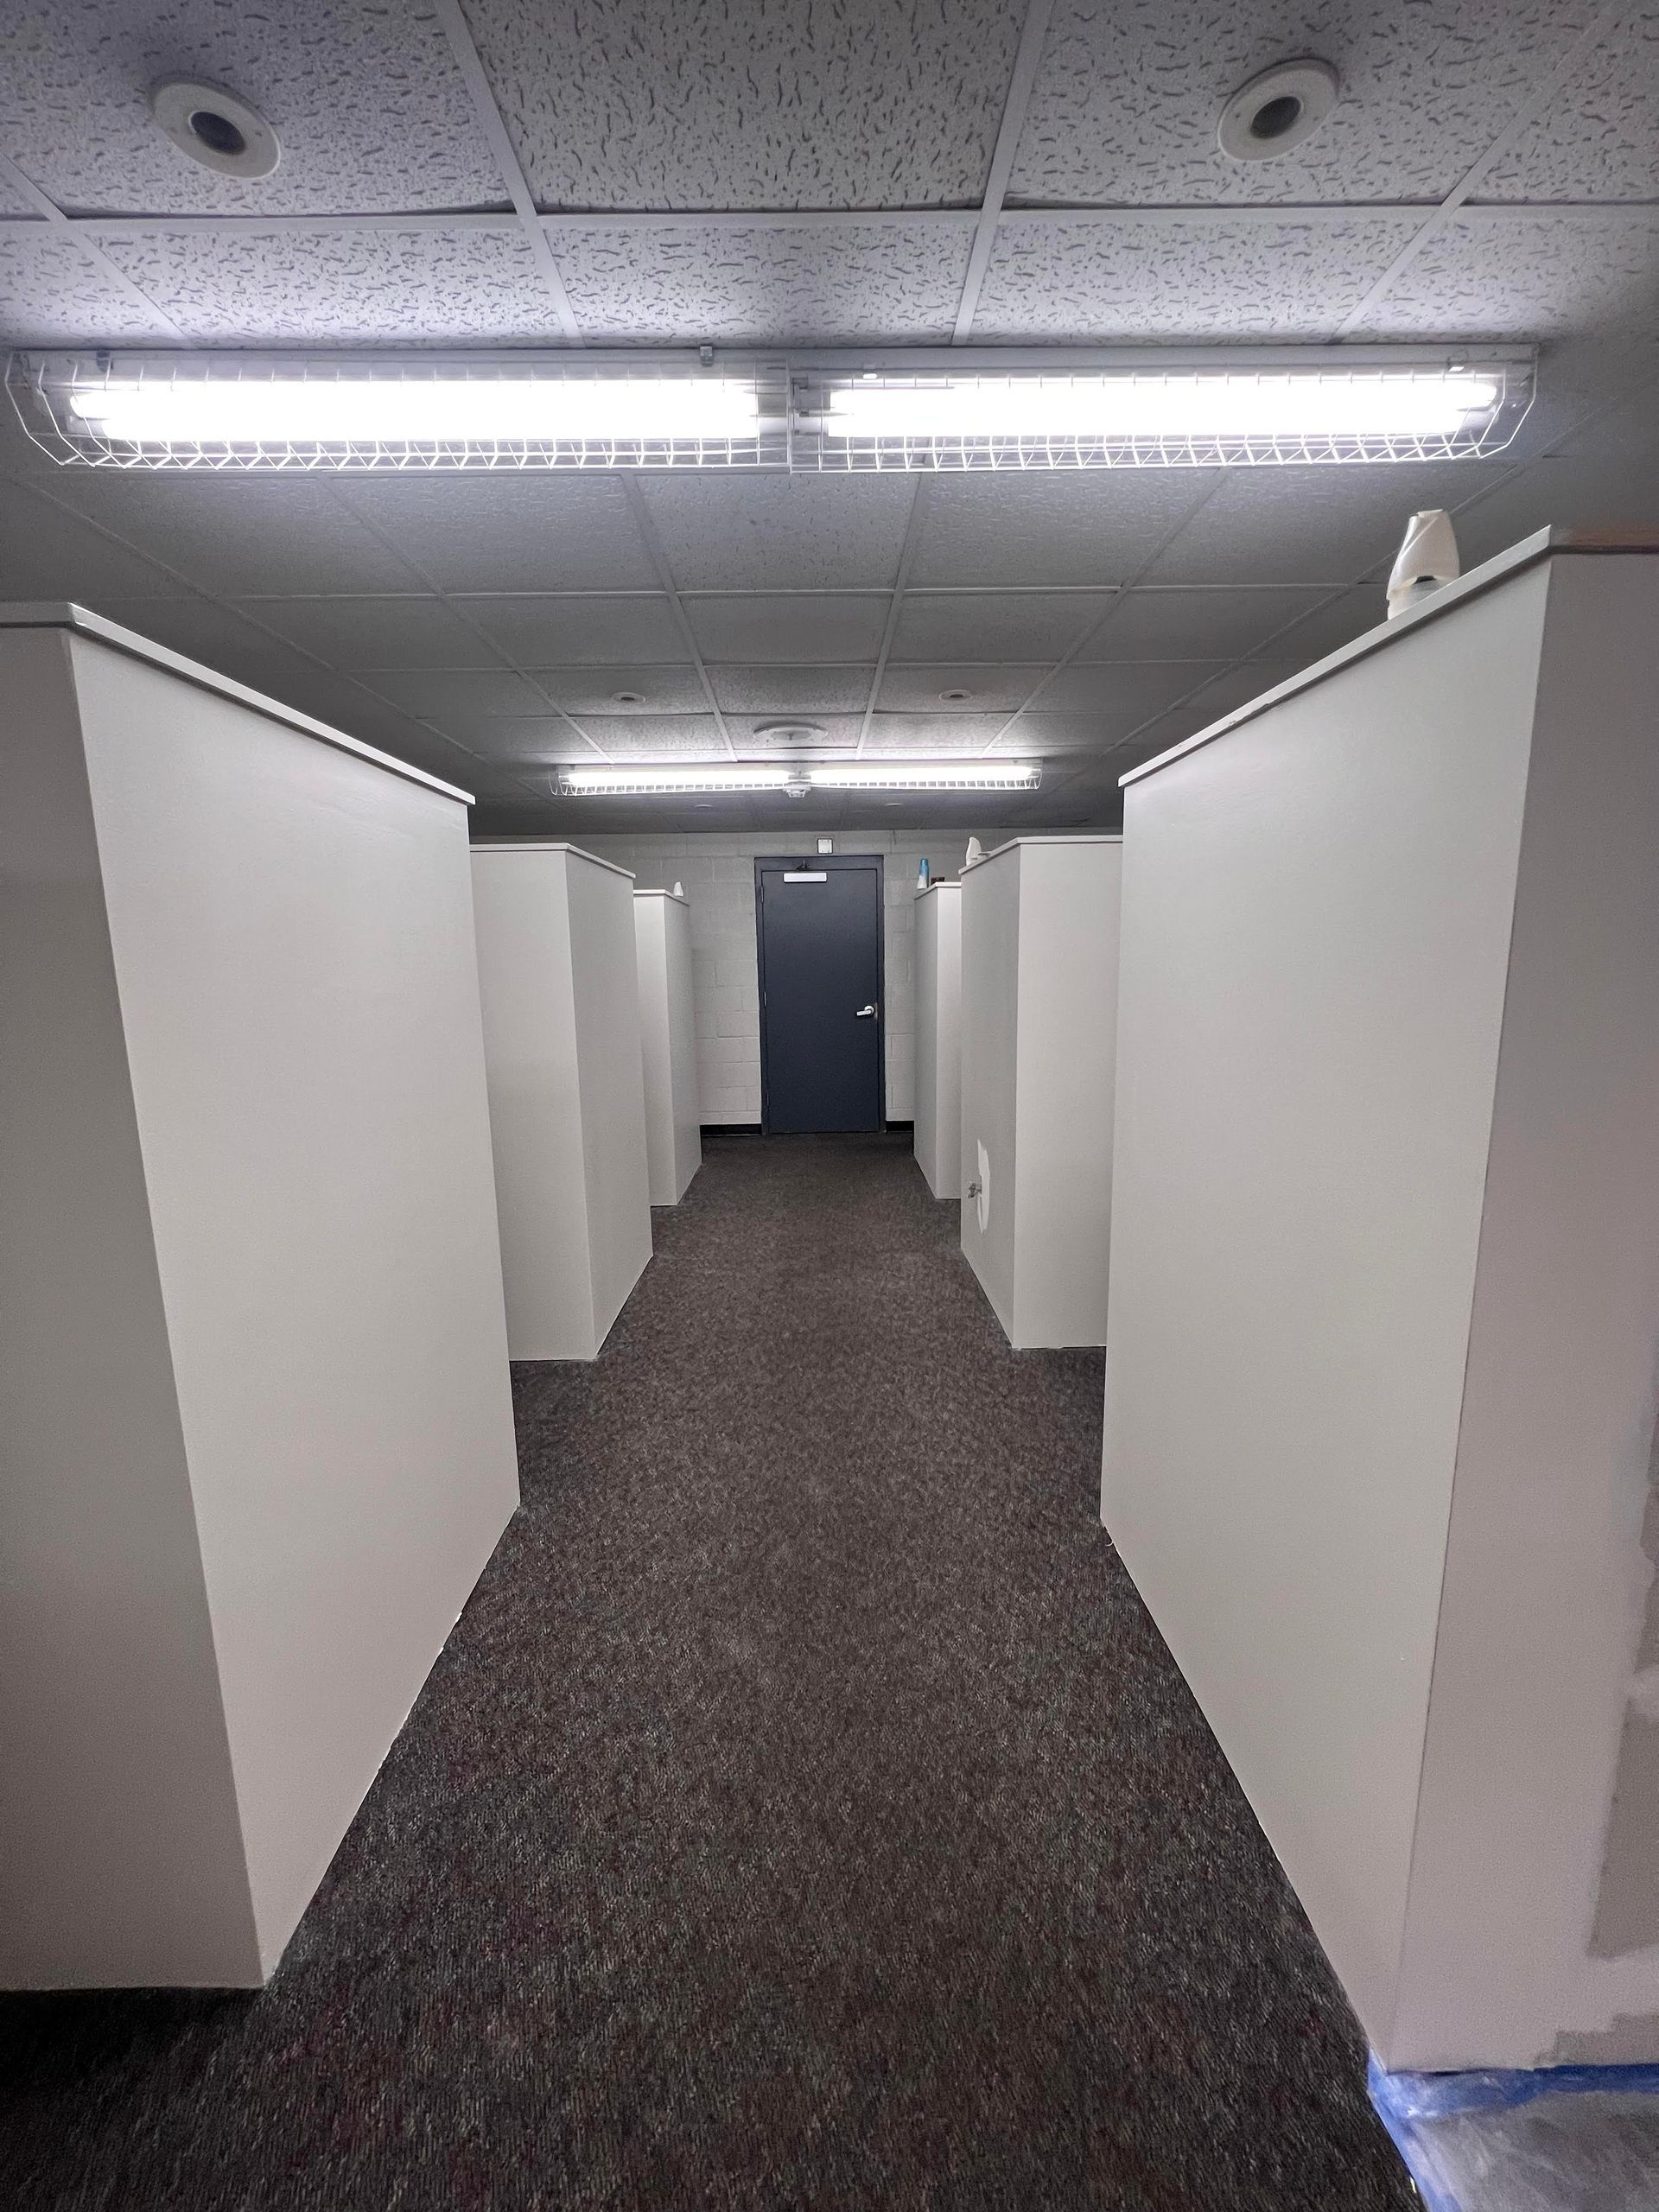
<box><xmin>150</xmin><ymin>78</ymin><xmax>281</xmax><ymax>179</ymax></box>
<box><xmin>1217</xmin><ymin>59</ymin><xmax>1339</xmax><ymax>162</ymax></box>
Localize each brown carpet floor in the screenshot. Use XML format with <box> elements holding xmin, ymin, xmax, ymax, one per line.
<box><xmin>1</xmin><ymin>1132</ymin><xmax>1410</xmax><ymax>2210</ymax></box>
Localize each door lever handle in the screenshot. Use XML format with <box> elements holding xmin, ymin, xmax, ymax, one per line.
<box><xmin>855</xmin><ymin>1002</ymin><xmax>878</xmax><ymax>1019</ymax></box>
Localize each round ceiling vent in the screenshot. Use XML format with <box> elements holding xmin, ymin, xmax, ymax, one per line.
<box><xmin>150</xmin><ymin>78</ymin><xmax>281</xmax><ymax>179</ymax></box>
<box><xmin>939</xmin><ymin>687</ymin><xmax>973</xmax><ymax>703</ymax></box>
<box><xmin>1217</xmin><ymin>59</ymin><xmax>1339</xmax><ymax>162</ymax></box>
<box><xmin>610</xmin><ymin>690</ymin><xmax>645</xmax><ymax>706</ymax></box>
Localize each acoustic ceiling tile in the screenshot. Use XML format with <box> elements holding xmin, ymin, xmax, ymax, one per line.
<box><xmin>528</xmin><ymin>665</ymin><xmax>711</xmax><ymax>713</ymax></box>
<box><xmin>247</xmin><ymin>594</ymin><xmax>500</xmax><ymax>668</ymax></box>
<box><xmin>550</xmin><ymin>221</ymin><xmax>969</xmax><ymax>343</ymax></box>
<box><xmin>1000</xmin><ymin>710</ymin><xmax>1147</xmax><ymax>753</ymax></box>
<box><xmin>707</xmin><ymin>664</ymin><xmax>874</xmax><ymax>712</ymax></box>
<box><xmin>1006</xmin><ymin>1</ymin><xmax>1593</xmax><ymax>207</ymax></box>
<box><xmin>973</xmin><ymin>213</ymin><xmax>1421</xmax><ymax>340</ymax></box>
<box><xmin>683</xmin><ymin>593</ymin><xmax>890</xmax><ymax>663</ymax></box>
<box><xmin>0</xmin><ymin>478</ymin><xmax>194</xmax><ymax>601</ymax></box>
<box><xmin>1352</xmin><ymin>211</ymin><xmax>1659</xmax><ymax>340</ymax></box>
<box><xmin>461</xmin><ymin>593</ymin><xmax>687</xmax><ymax>664</ymax></box>
<box><xmin>93</xmin><ymin>595</ymin><xmax>334</xmax><ymax>690</ymax></box>
<box><xmin>1247</xmin><ymin>587</ymin><xmax>1384</xmax><ymax>671</ymax></box>
<box><xmin>462</xmin><ymin>0</ymin><xmax>1023</xmax><ymax>208</ymax></box>
<box><xmin>888</xmin><ymin>590</ymin><xmax>1109</xmax><ymax>662</ymax></box>
<box><xmin>909</xmin><ymin>471</ymin><xmax>1214</xmax><ymax>587</ymax></box>
<box><xmin>1029</xmin><ymin>660</ymin><xmax>1225</xmax><ymax>721</ymax></box>
<box><xmin>862</xmin><ymin>712</ymin><xmax>1008</xmax><ymax>750</ymax></box>
<box><xmin>874</xmin><ymin>663</ymin><xmax>1046</xmax><ymax>711</ymax></box>
<box><xmin>1078</xmin><ymin>586</ymin><xmax>1330</xmax><ymax>663</ymax></box>
<box><xmin>0</xmin><ymin>228</ymin><xmax>176</xmax><ymax>341</ymax></box>
<box><xmin>1478</xmin><ymin>14</ymin><xmax>1659</xmax><ymax>201</ymax></box>
<box><xmin>1141</xmin><ymin>456</ymin><xmax>1522</xmax><ymax>586</ymax></box>
<box><xmin>0</xmin><ymin>1</ymin><xmax>501</xmax><ymax>213</ymax></box>
<box><xmin>48</xmin><ymin>472</ymin><xmax>426</xmax><ymax>596</ymax></box>
<box><xmin>635</xmin><ymin>474</ymin><xmax>917</xmax><ymax>590</ymax></box>
<box><xmin>96</xmin><ymin>226</ymin><xmax>559</xmax><ymax>340</ymax></box>
<box><xmin>355</xmin><ymin>667</ymin><xmax>552</xmax><ymax>718</ymax></box>
<box><xmin>334</xmin><ymin>475</ymin><xmax>661</xmax><ymax>593</ymax></box>
<box><xmin>570</xmin><ymin>714</ymin><xmax>728</xmax><ymax>753</ymax></box>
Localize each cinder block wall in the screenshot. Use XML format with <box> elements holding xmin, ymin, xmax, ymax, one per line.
<box><xmin>566</xmin><ymin>829</ymin><xmax>1020</xmax><ymax>1124</ymax></box>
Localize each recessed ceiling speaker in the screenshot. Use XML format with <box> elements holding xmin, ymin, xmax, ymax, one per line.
<box><xmin>1217</xmin><ymin>58</ymin><xmax>1340</xmax><ymax>162</ymax></box>
<box><xmin>752</xmin><ymin>720</ymin><xmax>829</xmax><ymax>748</ymax></box>
<box><xmin>150</xmin><ymin>78</ymin><xmax>281</xmax><ymax>178</ymax></box>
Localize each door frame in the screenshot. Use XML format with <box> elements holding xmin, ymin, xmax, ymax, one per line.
<box><xmin>753</xmin><ymin>852</ymin><xmax>887</xmax><ymax>1135</ymax></box>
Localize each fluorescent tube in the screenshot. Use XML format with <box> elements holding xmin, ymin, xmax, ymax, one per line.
<box><xmin>67</xmin><ymin>378</ymin><xmax>761</xmax><ymax>448</ymax></box>
<box><xmin>809</xmin><ymin>760</ymin><xmax>1041</xmax><ymax>791</ymax></box>
<box><xmin>821</xmin><ymin>371</ymin><xmax>1498</xmax><ymax>444</ymax></box>
<box><xmin>559</xmin><ymin>764</ymin><xmax>794</xmax><ymax>794</ymax></box>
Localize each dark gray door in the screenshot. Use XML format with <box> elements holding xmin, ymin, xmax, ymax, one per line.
<box><xmin>755</xmin><ymin>855</ymin><xmax>884</xmax><ymax>1134</ymax></box>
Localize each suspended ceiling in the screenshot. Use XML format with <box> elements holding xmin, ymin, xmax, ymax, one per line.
<box><xmin>2</xmin><ymin>0</ymin><xmax>1657</xmax><ymax>834</ymax></box>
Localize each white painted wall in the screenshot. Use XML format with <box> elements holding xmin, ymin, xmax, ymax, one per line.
<box><xmin>2</xmin><ymin>621</ymin><xmax>519</xmax><ymax>1987</ymax></box>
<box><xmin>471</xmin><ymin>844</ymin><xmax>652</xmax><ymax>1359</ymax></box>
<box><xmin>566</xmin><ymin>830</ymin><xmax>1020</xmax><ymax>1124</ymax></box>
<box><xmin>960</xmin><ymin>838</ymin><xmax>1122</xmax><ymax>1349</ymax></box>
<box><xmin>1102</xmin><ymin>542</ymin><xmax>1659</xmax><ymax>2069</ymax></box>
<box><xmin>634</xmin><ymin>892</ymin><xmax>702</xmax><ymax>1204</ymax></box>
<box><xmin>913</xmin><ymin>882</ymin><xmax>962</xmax><ymax>1199</ymax></box>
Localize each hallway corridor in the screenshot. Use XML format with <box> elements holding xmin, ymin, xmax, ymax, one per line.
<box><xmin>3</xmin><ymin>1135</ymin><xmax>1408</xmax><ymax>2209</ymax></box>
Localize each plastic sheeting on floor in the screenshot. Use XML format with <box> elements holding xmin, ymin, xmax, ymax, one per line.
<box><xmin>1369</xmin><ymin>2056</ymin><xmax>1659</xmax><ymax>2210</ymax></box>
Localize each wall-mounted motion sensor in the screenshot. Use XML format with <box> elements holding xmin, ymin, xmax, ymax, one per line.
<box><xmin>150</xmin><ymin>78</ymin><xmax>281</xmax><ymax>179</ymax></box>
<box><xmin>1217</xmin><ymin>59</ymin><xmax>1340</xmax><ymax>162</ymax></box>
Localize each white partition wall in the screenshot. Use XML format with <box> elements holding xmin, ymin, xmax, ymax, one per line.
<box><xmin>913</xmin><ymin>881</ymin><xmax>962</xmax><ymax>1200</ymax></box>
<box><xmin>958</xmin><ymin>837</ymin><xmax>1122</xmax><ymax>1349</ymax></box>
<box><xmin>1102</xmin><ymin>531</ymin><xmax>1659</xmax><ymax>2070</ymax></box>
<box><xmin>0</xmin><ymin>606</ymin><xmax>519</xmax><ymax>1990</ymax></box>
<box><xmin>632</xmin><ymin>890</ymin><xmax>701</xmax><ymax>1205</ymax></box>
<box><xmin>471</xmin><ymin>843</ymin><xmax>653</xmax><ymax>1360</ymax></box>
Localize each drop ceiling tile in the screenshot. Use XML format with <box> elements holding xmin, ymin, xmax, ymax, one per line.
<box><xmin>246</xmin><ymin>671</ymin><xmax>481</xmax><ymax>779</ymax></box>
<box><xmin>684</xmin><ymin>594</ymin><xmax>889</xmax><ymax>663</ymax></box>
<box><xmin>889</xmin><ymin>591</ymin><xmax>1109</xmax><ymax>662</ymax></box>
<box><xmin>462</xmin><ymin>594</ymin><xmax>684</xmax><ymax>664</ymax></box>
<box><xmin>875</xmin><ymin>664</ymin><xmax>1046</xmax><ymax>711</ymax></box>
<box><xmin>93</xmin><ymin>596</ymin><xmax>334</xmax><ymax>690</ymax></box>
<box><xmin>49</xmin><ymin>474</ymin><xmax>425</xmax><ymax>596</ymax></box>
<box><xmin>247</xmin><ymin>594</ymin><xmax>499</xmax><ymax>668</ymax></box>
<box><xmin>636</xmin><ymin>475</ymin><xmax>916</xmax><ymax>589</ymax></box>
<box><xmin>1029</xmin><ymin>661</ymin><xmax>1225</xmax><ymax>722</ymax></box>
<box><xmin>357</xmin><ymin>668</ymin><xmax>551</xmax><ymax>718</ymax></box>
<box><xmin>1352</xmin><ymin>211</ymin><xmax>1659</xmax><ymax>340</ymax></box>
<box><xmin>570</xmin><ymin>715</ymin><xmax>728</xmax><ymax>754</ymax></box>
<box><xmin>0</xmin><ymin>478</ymin><xmax>194</xmax><ymax>601</ymax></box>
<box><xmin>0</xmin><ymin>229</ymin><xmax>175</xmax><ymax>341</ymax></box>
<box><xmin>997</xmin><ymin>711</ymin><xmax>1146</xmax><ymax>754</ymax></box>
<box><xmin>863</xmin><ymin>713</ymin><xmax>1008</xmax><ymax>751</ymax></box>
<box><xmin>1133</xmin><ymin>661</ymin><xmax>1308</xmax><ymax>757</ymax></box>
<box><xmin>974</xmin><ymin>214</ymin><xmax>1421</xmax><ymax>340</ymax></box>
<box><xmin>0</xmin><ymin>2</ymin><xmax>501</xmax><ymax>213</ymax></box>
<box><xmin>1079</xmin><ymin>588</ymin><xmax>1329</xmax><ymax>663</ymax></box>
<box><xmin>451</xmin><ymin>718</ymin><xmax>594</xmax><ymax>762</ymax></box>
<box><xmin>1451</xmin><ymin>445</ymin><xmax>1659</xmax><ymax>573</ymax></box>
<box><xmin>909</xmin><ymin>473</ymin><xmax>1215</xmax><ymax>588</ymax></box>
<box><xmin>707</xmin><ymin>665</ymin><xmax>874</xmax><ymax>712</ymax></box>
<box><xmin>97</xmin><ymin>228</ymin><xmax>559</xmax><ymax>341</ymax></box>
<box><xmin>332</xmin><ymin>476</ymin><xmax>659</xmax><ymax>592</ymax></box>
<box><xmin>1141</xmin><ymin>458</ymin><xmax>1522</xmax><ymax>587</ymax></box>
<box><xmin>1007</xmin><ymin>2</ymin><xmax>1593</xmax><ymax>206</ymax></box>
<box><xmin>725</xmin><ymin>713</ymin><xmax>865</xmax><ymax>751</ymax></box>
<box><xmin>464</xmin><ymin>0</ymin><xmax>1023</xmax><ymax>207</ymax></box>
<box><xmin>531</xmin><ymin>665</ymin><xmax>709</xmax><ymax>713</ymax></box>
<box><xmin>551</xmin><ymin>221</ymin><xmax>970</xmax><ymax>343</ymax></box>
<box><xmin>1249</xmin><ymin>587</ymin><xmax>1383</xmax><ymax>669</ymax></box>
<box><xmin>1479</xmin><ymin>14</ymin><xmax>1659</xmax><ymax>201</ymax></box>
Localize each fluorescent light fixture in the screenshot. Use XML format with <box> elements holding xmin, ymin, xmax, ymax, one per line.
<box><xmin>808</xmin><ymin>760</ymin><xmax>1041</xmax><ymax>791</ymax></box>
<box><xmin>557</xmin><ymin>760</ymin><xmax>1041</xmax><ymax>795</ymax></box>
<box><xmin>10</xmin><ymin>346</ymin><xmax>1531</xmax><ymax>471</ymax></box>
<box><xmin>819</xmin><ymin>372</ymin><xmax>1497</xmax><ymax>444</ymax></box>
<box><xmin>558</xmin><ymin>764</ymin><xmax>794</xmax><ymax>794</ymax></box>
<box><xmin>66</xmin><ymin>377</ymin><xmax>760</xmax><ymax>449</ymax></box>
